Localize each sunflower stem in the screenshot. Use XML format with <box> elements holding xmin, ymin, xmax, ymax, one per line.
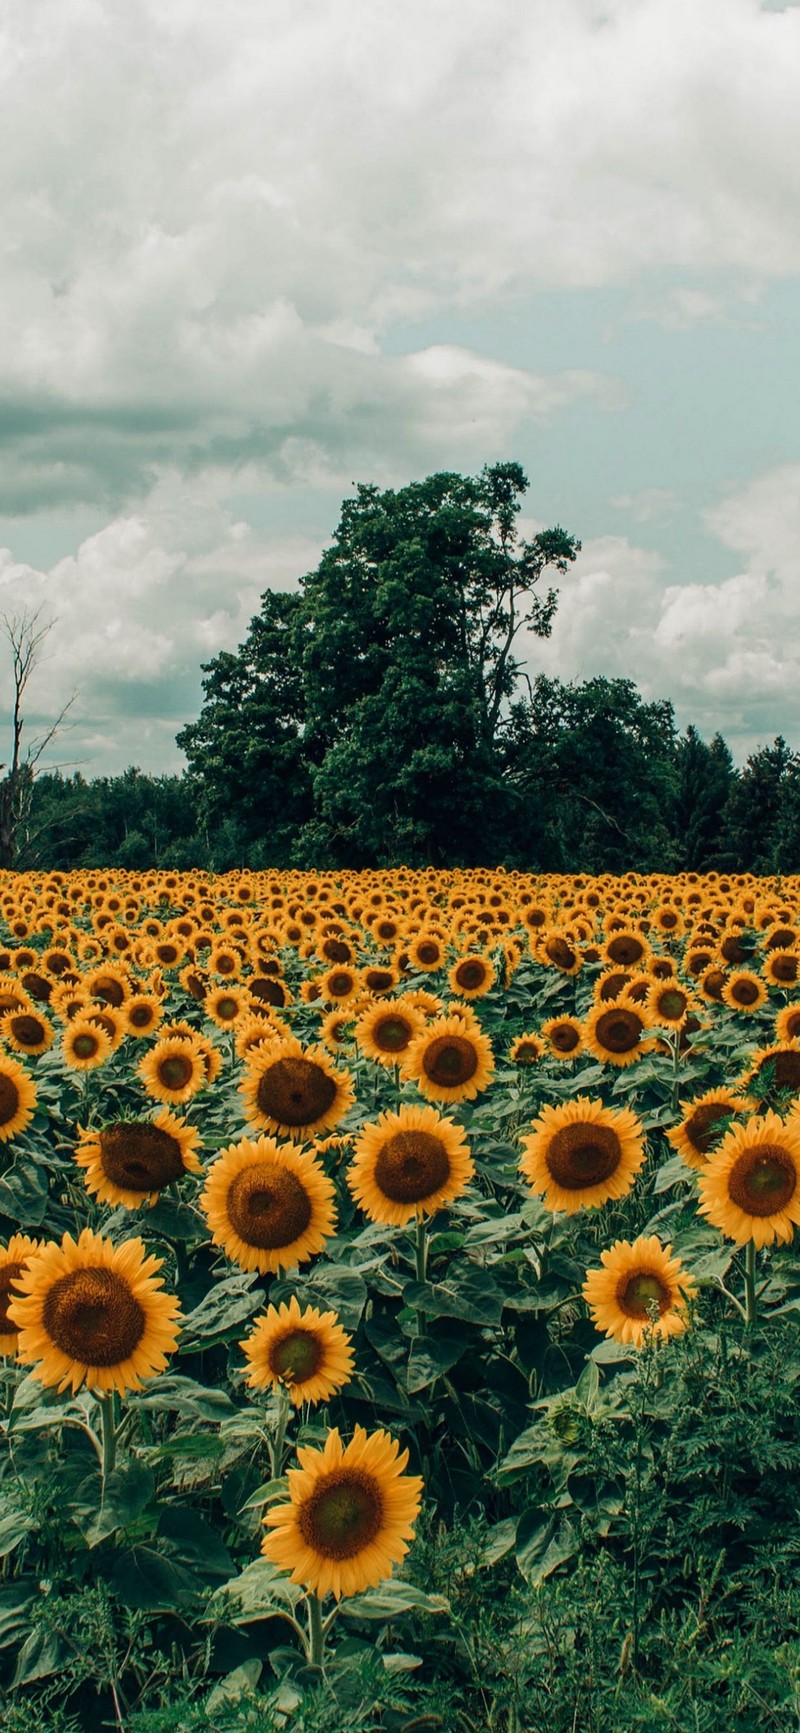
<box><xmin>268</xmin><ymin>1384</ymin><xmax>292</xmax><ymax>1481</ymax></box>
<box><xmin>669</xmin><ymin>1034</ymin><xmax>682</xmax><ymax>1114</ymax></box>
<box><xmin>99</xmin><ymin>1393</ymin><xmax>117</xmax><ymax>1483</ymax></box>
<box><xmin>307</xmin><ymin>1592</ymin><xmax>326</xmax><ymax>1669</ymax></box>
<box><xmin>744</xmin><ymin>1239</ymin><xmax>758</xmax><ymax>1330</ymax></box>
<box><xmin>414</xmin><ymin>1214</ymin><xmax>428</xmax><ymax>1285</ymax></box>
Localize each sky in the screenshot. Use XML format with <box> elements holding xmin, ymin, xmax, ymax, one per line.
<box><xmin>0</xmin><ymin>0</ymin><xmax>799</xmax><ymax>778</ymax></box>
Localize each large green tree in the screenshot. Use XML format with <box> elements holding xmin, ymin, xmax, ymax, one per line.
<box><xmin>178</xmin><ymin>463</ymin><xmax>580</xmax><ymax>866</ymax></box>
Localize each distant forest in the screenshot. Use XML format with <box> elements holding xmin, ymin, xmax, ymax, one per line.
<box><xmin>11</xmin><ymin>464</ymin><xmax>800</xmax><ymax>875</ymax></box>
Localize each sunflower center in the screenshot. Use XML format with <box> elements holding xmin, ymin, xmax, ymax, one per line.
<box><xmin>226</xmin><ymin>1162</ymin><xmax>313</xmax><ymax>1248</ymax></box>
<box><xmin>421</xmin><ymin>1034</ymin><xmax>478</xmax><ymax>1087</ymax></box>
<box><xmin>550</xmin><ymin>1022</ymin><xmax>580</xmax><ymax>1053</ymax></box>
<box><xmin>99</xmin><ymin>1124</ymin><xmax>185</xmax><ymax>1192</ymax></box>
<box><xmin>73</xmin><ymin>1033</ymin><xmax>100</xmax><ymax>1058</ymax></box>
<box><xmin>607</xmin><ymin>936</ymin><xmax>646</xmax><ymax>966</ymax></box>
<box><xmin>323</xmin><ymin>940</ymin><xmax>352</xmax><ymax>964</ymax></box>
<box><xmin>546</xmin><ymin>1123</ymin><xmax>622</xmax><ymax>1190</ymax></box>
<box><xmin>685</xmin><ymin>1102</ymin><xmax>733</xmax><ymax>1155</ymax></box>
<box><xmin>374</xmin><ymin>1130</ymin><xmax>451</xmax><ymax>1203</ymax></box>
<box><xmin>728</xmin><ymin>1145</ymin><xmax>797</xmax><ymax>1215</ymax></box>
<box><xmin>618</xmin><ymin>1271</ymin><xmax>670</xmax><ymax>1319</ymax></box>
<box><xmin>0</xmin><ymin>1262</ymin><xmax>24</xmax><ymax>1334</ymax></box>
<box><xmin>93</xmin><ymin>977</ymin><xmax>126</xmax><ymax>1007</ymax></box>
<box><xmin>0</xmin><ymin>1075</ymin><xmax>21</xmax><ymax>1126</ymax></box>
<box><xmin>214</xmin><ymin>996</ymin><xmax>240</xmax><ymax>1021</ymax></box>
<box><xmin>545</xmin><ymin>939</ymin><xmax>576</xmax><ymax>970</ymax></box>
<box><xmin>372</xmin><ymin>1017</ymin><xmax>413</xmax><ymax>1053</ymax></box>
<box><xmin>657</xmin><ymin>990</ymin><xmax>688</xmax><ymax>1021</ymax></box>
<box><xmin>773</xmin><ymin>1052</ymin><xmax>800</xmax><ymax>1091</ymax></box>
<box><xmin>251</xmin><ymin>978</ymin><xmax>287</xmax><ymax>1006</ymax></box>
<box><xmin>327</xmin><ymin>973</ymin><xmax>354</xmax><ymax>997</ymax></box>
<box><xmin>364</xmin><ymin>970</ymin><xmax>395</xmax><ymax>993</ymax></box>
<box><xmin>771</xmin><ymin>955</ymin><xmax>798</xmax><ymax>982</ymax></box>
<box><xmin>10</xmin><ymin>1014</ymin><xmax>46</xmax><ymax>1046</ymax></box>
<box><xmin>455</xmin><ymin>960</ymin><xmax>488</xmax><ymax>990</ymax></box>
<box><xmin>42</xmin><ymin>1268</ymin><xmax>145</xmax><ymax>1367</ymax></box>
<box><xmin>159</xmin><ymin>1054</ymin><xmax>194</xmax><ymax>1090</ymax></box>
<box><xmin>514</xmin><ymin>1041</ymin><xmax>539</xmax><ymax>1064</ymax></box>
<box><xmin>417</xmin><ymin>944</ymin><xmax>441</xmax><ymax>966</ymax></box>
<box><xmin>129</xmin><ymin>1003</ymin><xmax>156</xmax><ymax>1027</ymax></box>
<box><xmin>256</xmin><ymin>1057</ymin><xmax>337</xmax><ymax>1127</ymax></box>
<box><xmin>731</xmin><ymin>979</ymin><xmax>759</xmax><ymax>1005</ymax></box>
<box><xmin>299</xmin><ymin>1468</ymin><xmax>384</xmax><ymax>1561</ymax></box>
<box><xmin>269</xmin><ymin>1327</ymin><xmax>324</xmax><ymax>1383</ymax></box>
<box><xmin>594</xmin><ymin>1009</ymin><xmax>642</xmax><ymax>1054</ymax></box>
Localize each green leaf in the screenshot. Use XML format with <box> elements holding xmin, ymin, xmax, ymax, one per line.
<box><xmin>342</xmin><ymin>1579</ymin><xmax>450</xmax><ymax>1620</ymax></box>
<box><xmin>515</xmin><ymin>1511</ymin><xmax>578</xmax><ymax>1585</ymax></box>
<box><xmin>0</xmin><ymin>1510</ymin><xmax>35</xmax><ymax>1559</ymax></box>
<box><xmin>0</xmin><ymin>1583</ymin><xmax>35</xmax><ymax>1650</ymax></box>
<box><xmin>178</xmin><ymin>1275</ymin><xmax>263</xmax><ymax>1349</ymax></box>
<box><xmin>207</xmin><ymin>1557</ymin><xmax>304</xmax><ymax>1624</ymax></box>
<box><xmin>403</xmin><ymin>1264</ymin><xmax>505</xmax><ymax>1326</ymax></box>
<box><xmin>129</xmin><ymin>1374</ymin><xmax>236</xmax><ymax>1421</ymax></box>
<box><xmin>479</xmin><ymin>1517</ymin><xmax>518</xmax><ymax>1568</ymax></box>
<box><xmin>70</xmin><ymin>1459</ymin><xmax>155</xmax><ymax>1547</ymax></box>
<box><xmin>12</xmin><ymin>1626</ymin><xmax>71</xmax><ymax>1687</ymax></box>
<box><xmin>575</xmin><ymin>1360</ymin><xmax>600</xmax><ymax>1411</ymax></box>
<box><xmin>205</xmin><ymin>1659</ymin><xmax>262</xmax><ymax>1713</ymax></box>
<box><xmin>0</xmin><ymin>1159</ymin><xmax>49</xmax><ymax>1225</ymax></box>
<box><xmin>406</xmin><ymin>1322</ymin><xmax>467</xmax><ymax>1393</ymax></box>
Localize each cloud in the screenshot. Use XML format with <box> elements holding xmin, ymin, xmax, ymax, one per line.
<box><xmin>524</xmin><ymin>462</ymin><xmax>800</xmax><ymax>760</ymax></box>
<box><xmin>611</xmin><ymin>487</ymin><xmax>679</xmax><ymax>522</ymax></box>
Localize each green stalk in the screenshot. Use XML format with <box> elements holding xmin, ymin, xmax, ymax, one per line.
<box><xmin>414</xmin><ymin>1214</ymin><xmax>428</xmax><ymax>1284</ymax></box>
<box><xmin>669</xmin><ymin>1032</ymin><xmax>682</xmax><ymax>1114</ymax></box>
<box><xmin>744</xmin><ymin>1239</ymin><xmax>758</xmax><ymax>1331</ymax></box>
<box><xmin>307</xmin><ymin>1592</ymin><xmax>326</xmax><ymax>1669</ymax></box>
<box><xmin>99</xmin><ymin>1393</ymin><xmax>117</xmax><ymax>1483</ymax></box>
<box><xmin>268</xmin><ymin>1384</ymin><xmax>292</xmax><ymax>1481</ymax></box>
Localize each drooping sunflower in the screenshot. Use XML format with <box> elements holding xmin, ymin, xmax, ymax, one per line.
<box><xmin>540</xmin><ymin>1016</ymin><xmax>584</xmax><ymax>1060</ymax></box>
<box><xmin>582</xmin><ymin>1236</ymin><xmax>697</xmax><ymax>1346</ymax></box>
<box><xmin>0</xmin><ymin>1235</ymin><xmax>40</xmax><ymax>1355</ymax></box>
<box><xmin>519</xmin><ymin>1096</ymin><xmax>646</xmax><ymax>1214</ymax></box>
<box><xmin>0</xmin><ymin>1053</ymin><xmax>37</xmax><ymax>1142</ymax></box>
<box><xmin>348</xmin><ymin>1103</ymin><xmax>474</xmax><ymax>1227</ymax></box>
<box><xmin>262</xmin><ymin>1424</ymin><xmax>423</xmax><ymax>1601</ymax></box>
<box><xmin>240</xmin><ymin>1035</ymin><xmax>354</xmax><ymax>1141</ymax></box>
<box><xmin>61</xmin><ymin>1016</ymin><xmax>113</xmax><ymax>1072</ymax></box>
<box><xmin>402</xmin><ymin>1012</ymin><xmax>494</xmax><ymax>1104</ymax></box>
<box><xmin>536</xmin><ymin>931</ymin><xmax>582</xmax><ymax>976</ymax></box>
<box><xmin>508</xmin><ymin>1032</ymin><xmax>544</xmax><ymax>1066</ymax></box>
<box><xmin>138</xmin><ymin>1035</ymin><xmax>209</xmax><ymax>1105</ymax></box>
<box><xmin>666</xmin><ymin>1087</ymin><xmax>746</xmax><ymax>1170</ymax></box>
<box><xmin>8</xmin><ymin>1227</ymin><xmax>181</xmax><ymax>1395</ymax></box>
<box><xmin>74</xmin><ymin>1109</ymin><xmax>202</xmax><ymax>1209</ymax></box>
<box><xmin>240</xmin><ymin>1296</ymin><xmax>354</xmax><ymax>1407</ymax></box>
<box><xmin>583</xmin><ymin>999</ymin><xmax>651</xmax><ymax>1068</ymax></box>
<box><xmin>355</xmin><ymin>1000</ymin><xmax>424</xmax><ymax>1068</ymax></box>
<box><xmin>696</xmin><ymin>1112</ymin><xmax>800</xmax><ymax>1246</ymax></box>
<box><xmin>447</xmin><ymin>953</ymin><xmax>496</xmax><ymax>999</ymax></box>
<box><xmin>721</xmin><ymin>971</ymin><xmax>770</xmax><ymax>1014</ymax></box>
<box><xmin>200</xmin><ymin>1135</ymin><xmax>337</xmax><ymax>1274</ymax></box>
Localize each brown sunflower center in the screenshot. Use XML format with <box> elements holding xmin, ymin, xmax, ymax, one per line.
<box><xmin>546</xmin><ymin>1122</ymin><xmax>622</xmax><ymax>1190</ymax></box>
<box><xmin>299</xmin><ymin>1467</ymin><xmax>384</xmax><ymax>1561</ymax></box>
<box><xmin>421</xmin><ymin>1034</ymin><xmax>478</xmax><ymax>1088</ymax></box>
<box><xmin>416</xmin><ymin>943</ymin><xmax>441</xmax><ymax>966</ymax></box>
<box><xmin>250</xmin><ymin>978</ymin><xmax>287</xmax><ymax>1006</ymax></box>
<box><xmin>372</xmin><ymin>1016</ymin><xmax>414</xmax><ymax>1054</ymax></box>
<box><xmin>685</xmin><ymin>1102</ymin><xmax>734</xmax><ymax>1155</ymax></box>
<box><xmin>72</xmin><ymin>1032</ymin><xmax>100</xmax><ymax>1059</ymax></box>
<box><xmin>0</xmin><ymin>1075</ymin><xmax>21</xmax><ymax>1125</ymax></box>
<box><xmin>731</xmin><ymin>978</ymin><xmax>760</xmax><ymax>1005</ymax></box>
<box><xmin>598</xmin><ymin>971</ymin><xmax>631</xmax><ymax>1002</ymax></box>
<box><xmin>226</xmin><ymin>1161</ymin><xmax>313</xmax><ymax>1248</ymax></box>
<box><xmin>720</xmin><ymin>935</ymin><xmax>748</xmax><ymax>965</ymax></box>
<box><xmin>784</xmin><ymin>1013</ymin><xmax>800</xmax><ymax>1041</ymax></box>
<box><xmin>656</xmin><ymin>990</ymin><xmax>688</xmax><ymax>1021</ymax></box>
<box><xmin>322</xmin><ymin>939</ymin><xmax>352</xmax><ymax>964</ymax></box>
<box><xmin>363</xmin><ymin>970</ymin><xmax>395</xmax><ymax>994</ymax></box>
<box><xmin>607</xmin><ymin>936</ymin><xmax>646</xmax><ymax>966</ymax></box>
<box><xmin>617</xmin><ymin>1270</ymin><xmax>670</xmax><ymax>1320</ymax></box>
<box><xmin>42</xmin><ymin>1267</ymin><xmax>145</xmax><ymax>1366</ymax></box>
<box><xmin>8</xmin><ymin>1014</ymin><xmax>45</xmax><ymax>1046</ymax></box>
<box><xmin>0</xmin><ymin>1261</ymin><xmax>24</xmax><ymax>1334</ymax></box>
<box><xmin>373</xmin><ymin>1130</ymin><xmax>451</xmax><ymax>1203</ymax></box>
<box><xmin>92</xmin><ymin>977</ymin><xmax>126</xmax><ymax>1007</ymax></box>
<box><xmin>454</xmin><ymin>959</ymin><xmax>489</xmax><ymax>990</ymax></box>
<box><xmin>728</xmin><ymin>1144</ymin><xmax>797</xmax><ymax>1215</ymax></box>
<box><xmin>327</xmin><ymin>973</ymin><xmax>355</xmax><ymax>997</ymax></box>
<box><xmin>593</xmin><ymin>1008</ymin><xmax>643</xmax><ymax>1054</ymax></box>
<box><xmin>129</xmin><ymin>1002</ymin><xmax>156</xmax><ymax>1027</ymax></box>
<box><xmin>771</xmin><ymin>955</ymin><xmax>799</xmax><ymax>982</ymax></box>
<box><xmin>158</xmin><ymin>1053</ymin><xmax>195</xmax><ymax>1090</ymax></box>
<box><xmin>99</xmin><ymin>1124</ymin><xmax>185</xmax><ymax>1192</ymax></box>
<box><xmin>545</xmin><ymin>939</ymin><xmax>576</xmax><ymax>970</ymax></box>
<box><xmin>549</xmin><ymin>1022</ymin><xmax>581</xmax><ymax>1053</ymax></box>
<box><xmin>214</xmin><ymin>996</ymin><xmax>240</xmax><ymax>1022</ymax></box>
<box><xmin>514</xmin><ymin>1041</ymin><xmax>540</xmax><ymax>1064</ymax></box>
<box><xmin>255</xmin><ymin>1057</ymin><xmax>337</xmax><ymax>1128</ymax></box>
<box><xmin>269</xmin><ymin>1327</ymin><xmax>324</xmax><ymax>1383</ymax></box>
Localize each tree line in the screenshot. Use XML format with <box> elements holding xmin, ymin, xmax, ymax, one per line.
<box><xmin>7</xmin><ymin>463</ymin><xmax>800</xmax><ymax>874</ymax></box>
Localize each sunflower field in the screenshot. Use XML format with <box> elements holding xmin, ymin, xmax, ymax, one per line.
<box><xmin>3</xmin><ymin>868</ymin><xmax>800</xmax><ymax>1732</ymax></box>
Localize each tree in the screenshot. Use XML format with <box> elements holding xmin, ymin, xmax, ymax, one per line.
<box><xmin>719</xmin><ymin>736</ymin><xmax>798</xmax><ymax>873</ymax></box>
<box><xmin>0</xmin><ymin>608</ymin><xmax>75</xmax><ymax>870</ymax></box>
<box><xmin>178</xmin><ymin>463</ymin><xmax>580</xmax><ymax>866</ymax></box>
<box><xmin>673</xmin><ymin>726</ymin><xmax>735</xmax><ymax>870</ymax></box>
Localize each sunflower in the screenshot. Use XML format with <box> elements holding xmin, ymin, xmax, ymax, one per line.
<box><xmin>403</xmin><ymin>1012</ymin><xmax>494</xmax><ymax>1104</ymax></box>
<box><xmin>0</xmin><ymin>1050</ymin><xmax>37</xmax><ymax>1143</ymax></box>
<box><xmin>643</xmin><ymin>979</ymin><xmax>695</xmax><ymax>1029</ymax></box>
<box><xmin>62</xmin><ymin>1016</ymin><xmax>113</xmax><ymax>1071</ymax></box>
<box><xmin>0</xmin><ymin>1007</ymin><xmax>55</xmax><ymax>1057</ymax></box>
<box><xmin>536</xmin><ymin>931</ymin><xmax>582</xmax><ymax>975</ymax></box>
<box><xmin>200</xmin><ymin>1135</ymin><xmax>337</xmax><ymax>1274</ymax></box>
<box><xmin>262</xmin><ymin>1424</ymin><xmax>423</xmax><ymax>1601</ymax></box>
<box><xmin>318</xmin><ymin>1008</ymin><xmax>356</xmax><ymax>1054</ymax></box>
<box><xmin>594</xmin><ymin>968</ymin><xmax>634</xmax><ymax>1005</ymax></box>
<box><xmin>355</xmin><ymin>1000</ymin><xmax>423</xmax><ymax>1068</ymax></box>
<box><xmin>519</xmin><ymin>1096</ymin><xmax>646</xmax><ymax>1214</ymax></box>
<box><xmin>721</xmin><ymin>971</ymin><xmax>770</xmax><ymax>1014</ymax></box>
<box><xmin>737</xmin><ymin>1041</ymin><xmax>800</xmax><ymax>1104</ymax></box>
<box><xmin>75</xmin><ymin>1109</ymin><xmax>202</xmax><ymax>1209</ymax></box>
<box><xmin>348</xmin><ymin>1103</ymin><xmax>474</xmax><ymax>1227</ymax></box>
<box><xmin>9</xmin><ymin>1227</ymin><xmax>181</xmax><ymax>1395</ymax></box>
<box><xmin>540</xmin><ymin>1016</ymin><xmax>584</xmax><ymax>1060</ymax></box>
<box><xmin>508</xmin><ymin>1032</ymin><xmax>544</xmax><ymax>1066</ymax></box>
<box><xmin>178</xmin><ymin>963</ymin><xmax>208</xmax><ymax>1002</ymax></box>
<box><xmin>447</xmin><ymin>953</ymin><xmax>496</xmax><ymax>999</ymax></box>
<box><xmin>240</xmin><ymin>1296</ymin><xmax>354</xmax><ymax>1407</ymax></box>
<box><xmin>138</xmin><ymin>1035</ymin><xmax>208</xmax><ymax>1105</ymax></box>
<box><xmin>122</xmin><ymin>993</ymin><xmax>164</xmax><ymax>1039</ymax></box>
<box><xmin>319</xmin><ymin>966</ymin><xmax>360</xmax><ymax>1004</ymax></box>
<box><xmin>0</xmin><ymin>1235</ymin><xmax>39</xmax><ymax>1355</ymax></box>
<box><xmin>203</xmin><ymin>984</ymin><xmax>252</xmax><ymax>1029</ymax></box>
<box><xmin>666</xmin><ymin>1087</ymin><xmax>746</xmax><ymax>1170</ymax></box>
<box><xmin>696</xmin><ymin>1112</ymin><xmax>800</xmax><ymax>1246</ymax></box>
<box><xmin>240</xmin><ymin>1035</ymin><xmax>354</xmax><ymax>1141</ymax></box>
<box><xmin>603</xmin><ymin>930</ymin><xmax>651</xmax><ymax>970</ymax></box>
<box><xmin>249</xmin><ymin>974</ymin><xmax>293</xmax><ymax>1009</ymax></box>
<box><xmin>361</xmin><ymin>964</ymin><xmax>400</xmax><ymax>996</ymax></box>
<box><xmin>407</xmin><ymin>932</ymin><xmax>447</xmax><ymax>973</ymax></box>
<box><xmin>83</xmin><ymin>966</ymin><xmax>131</xmax><ymax>1009</ymax></box>
<box><xmin>775</xmin><ymin>1004</ymin><xmax>800</xmax><ymax>1045</ymax></box>
<box><xmin>233</xmin><ymin>1011</ymin><xmax>287</xmax><ymax>1062</ymax></box>
<box><xmin>583</xmin><ymin>999</ymin><xmax>650</xmax><ymax>1068</ymax></box>
<box><xmin>582</xmin><ymin>1236</ymin><xmax>696</xmax><ymax>1346</ymax></box>
<box><xmin>763</xmin><ymin>949</ymin><xmax>800</xmax><ymax>989</ymax></box>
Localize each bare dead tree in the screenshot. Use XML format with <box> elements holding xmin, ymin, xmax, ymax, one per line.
<box><xmin>0</xmin><ymin>607</ymin><xmax>77</xmax><ymax>869</ymax></box>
